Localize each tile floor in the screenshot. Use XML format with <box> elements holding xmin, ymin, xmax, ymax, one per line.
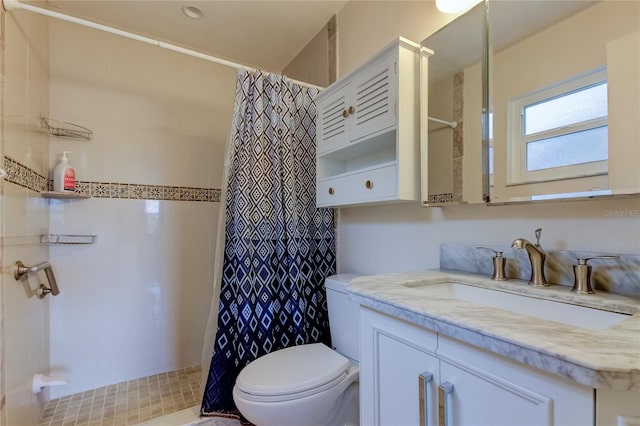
<box><xmin>38</xmin><ymin>366</ymin><xmax>202</xmax><ymax>426</ymax></box>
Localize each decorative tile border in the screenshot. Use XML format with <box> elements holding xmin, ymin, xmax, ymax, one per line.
<box><xmin>425</xmin><ymin>192</ymin><xmax>454</xmax><ymax>205</ymax></box>
<box><xmin>3</xmin><ymin>155</ymin><xmax>49</xmax><ymax>193</ymax></box>
<box><xmin>3</xmin><ymin>155</ymin><xmax>220</xmax><ymax>202</ymax></box>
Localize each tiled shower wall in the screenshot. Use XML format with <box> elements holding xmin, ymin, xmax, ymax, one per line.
<box><xmin>2</xmin><ymin>9</ymin><xmax>238</xmax><ymax>425</ymax></box>
<box><xmin>1</xmin><ymin>7</ymin><xmax>52</xmax><ymax>426</ymax></box>
<box><xmin>45</xmin><ymin>19</ymin><xmax>237</xmax><ymax>399</ymax></box>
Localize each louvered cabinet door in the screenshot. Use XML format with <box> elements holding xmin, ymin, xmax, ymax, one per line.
<box><xmin>348</xmin><ymin>54</ymin><xmax>397</xmax><ymax>142</ymax></box>
<box><xmin>316</xmin><ymin>85</ymin><xmax>350</xmax><ymax>155</ymax></box>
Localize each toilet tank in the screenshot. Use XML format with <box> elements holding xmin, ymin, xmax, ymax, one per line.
<box><xmin>325</xmin><ymin>273</ymin><xmax>362</xmax><ymax>363</ymax></box>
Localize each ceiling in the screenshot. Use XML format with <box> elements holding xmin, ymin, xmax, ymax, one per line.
<box><xmin>45</xmin><ymin>0</ymin><xmax>347</xmax><ymax>72</ymax></box>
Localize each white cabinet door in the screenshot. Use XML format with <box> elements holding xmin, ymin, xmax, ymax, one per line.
<box><xmin>438</xmin><ymin>359</ymin><xmax>553</xmax><ymax>426</ymax></box>
<box><xmin>437</xmin><ymin>336</ymin><xmax>593</xmax><ymax>426</ymax></box>
<box><xmin>317</xmin><ymin>52</ymin><xmax>397</xmax><ymax>155</ymax></box>
<box><xmin>349</xmin><ymin>54</ymin><xmax>397</xmax><ymax>142</ymax></box>
<box><xmin>360</xmin><ymin>307</ymin><xmax>439</xmax><ymax>426</ymax></box>
<box><xmin>361</xmin><ymin>308</ymin><xmax>594</xmax><ymax>426</ymax></box>
<box><xmin>316</xmin><ymin>84</ymin><xmax>350</xmax><ymax>155</ymax></box>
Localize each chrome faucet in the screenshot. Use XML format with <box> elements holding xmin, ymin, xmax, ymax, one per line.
<box><xmin>511</xmin><ymin>228</ymin><xmax>548</xmax><ymax>287</ymax></box>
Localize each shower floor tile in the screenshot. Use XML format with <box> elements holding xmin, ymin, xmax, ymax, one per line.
<box><xmin>38</xmin><ymin>366</ymin><xmax>202</xmax><ymax>426</ymax></box>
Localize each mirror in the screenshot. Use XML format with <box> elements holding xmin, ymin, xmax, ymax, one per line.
<box><xmin>420</xmin><ymin>2</ymin><xmax>487</xmax><ymax>206</ymax></box>
<box><xmin>488</xmin><ymin>0</ymin><xmax>640</xmax><ymax>204</ymax></box>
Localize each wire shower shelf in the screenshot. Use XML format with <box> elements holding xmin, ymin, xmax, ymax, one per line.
<box><xmin>43</xmin><ymin>118</ymin><xmax>93</xmax><ymax>140</ymax></box>
<box><xmin>41</xmin><ymin>234</ymin><xmax>97</xmax><ymax>245</ymax></box>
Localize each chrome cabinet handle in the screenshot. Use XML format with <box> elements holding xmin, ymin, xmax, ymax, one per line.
<box><xmin>438</xmin><ymin>382</ymin><xmax>454</xmax><ymax>426</ymax></box>
<box><xmin>419</xmin><ymin>372</ymin><xmax>434</xmax><ymax>426</ymax></box>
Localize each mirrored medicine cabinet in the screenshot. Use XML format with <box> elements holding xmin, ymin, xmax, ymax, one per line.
<box><xmin>421</xmin><ymin>1</ymin><xmax>487</xmax><ymax>207</ymax></box>
<box><xmin>420</xmin><ymin>0</ymin><xmax>640</xmax><ymax>207</ymax></box>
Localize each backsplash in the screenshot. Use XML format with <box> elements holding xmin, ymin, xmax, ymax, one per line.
<box><xmin>440</xmin><ymin>243</ymin><xmax>640</xmax><ymax>297</ymax></box>
<box><xmin>3</xmin><ymin>155</ymin><xmax>221</xmax><ymax>202</ymax></box>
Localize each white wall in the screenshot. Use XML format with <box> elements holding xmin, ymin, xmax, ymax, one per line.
<box><xmin>1</xmin><ymin>8</ymin><xmax>51</xmax><ymax>426</ymax></box>
<box><xmin>337</xmin><ymin>1</ymin><xmax>456</xmax><ymax>78</ymax></box>
<box><xmin>283</xmin><ymin>23</ymin><xmax>330</xmax><ymax>87</ymax></box>
<box><xmin>339</xmin><ymin>199</ymin><xmax>640</xmax><ymax>275</ymax></box>
<box><xmin>46</xmin><ymin>19</ymin><xmax>236</xmax><ymax>398</ymax></box>
<box><xmin>332</xmin><ymin>2</ymin><xmax>640</xmax><ymax>275</ymax></box>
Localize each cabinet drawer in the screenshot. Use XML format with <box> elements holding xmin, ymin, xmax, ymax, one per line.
<box><xmin>317</xmin><ymin>164</ymin><xmax>398</xmax><ymax>207</ymax></box>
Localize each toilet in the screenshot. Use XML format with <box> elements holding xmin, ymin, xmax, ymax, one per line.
<box><xmin>232</xmin><ymin>274</ymin><xmax>361</xmax><ymax>426</ymax></box>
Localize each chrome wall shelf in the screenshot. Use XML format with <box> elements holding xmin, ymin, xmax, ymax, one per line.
<box><xmin>41</xmin><ymin>234</ymin><xmax>97</xmax><ymax>245</ymax></box>
<box><xmin>43</xmin><ymin>118</ymin><xmax>93</xmax><ymax>140</ymax></box>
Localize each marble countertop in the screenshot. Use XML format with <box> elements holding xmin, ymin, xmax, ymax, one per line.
<box><xmin>348</xmin><ymin>270</ymin><xmax>640</xmax><ymax>391</ymax></box>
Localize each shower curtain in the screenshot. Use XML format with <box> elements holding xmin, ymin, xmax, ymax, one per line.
<box><xmin>201</xmin><ymin>69</ymin><xmax>336</xmax><ymax>418</ymax></box>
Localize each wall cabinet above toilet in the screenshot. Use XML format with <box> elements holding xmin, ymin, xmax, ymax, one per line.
<box><xmin>315</xmin><ymin>38</ymin><xmax>432</xmax><ymax>208</ymax></box>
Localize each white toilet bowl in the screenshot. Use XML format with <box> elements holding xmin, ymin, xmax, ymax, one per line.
<box><xmin>233</xmin><ymin>274</ymin><xmax>362</xmax><ymax>426</ymax></box>
<box><xmin>232</xmin><ymin>343</ymin><xmax>359</xmax><ymax>426</ymax></box>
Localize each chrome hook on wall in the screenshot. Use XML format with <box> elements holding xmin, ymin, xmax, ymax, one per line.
<box><xmin>14</xmin><ymin>261</ymin><xmax>60</xmax><ymax>299</ymax></box>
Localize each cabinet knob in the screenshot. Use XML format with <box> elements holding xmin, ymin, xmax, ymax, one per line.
<box><xmin>348</xmin><ymin>106</ymin><xmax>356</xmax><ymax>115</ymax></box>
<box><xmin>365</xmin><ymin>180</ymin><xmax>373</xmax><ymax>189</ymax></box>
<box><xmin>328</xmin><ymin>187</ymin><xmax>335</xmax><ymax>195</ymax></box>
<box><xmin>342</xmin><ymin>109</ymin><xmax>349</xmax><ymax>118</ymax></box>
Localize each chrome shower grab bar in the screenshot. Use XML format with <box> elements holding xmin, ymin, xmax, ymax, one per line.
<box><xmin>14</xmin><ymin>261</ymin><xmax>60</xmax><ymax>298</ymax></box>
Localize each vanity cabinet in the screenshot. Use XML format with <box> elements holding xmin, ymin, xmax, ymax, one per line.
<box><xmin>359</xmin><ymin>307</ymin><xmax>594</xmax><ymax>426</ymax></box>
<box><xmin>315</xmin><ymin>38</ymin><xmax>432</xmax><ymax>207</ymax></box>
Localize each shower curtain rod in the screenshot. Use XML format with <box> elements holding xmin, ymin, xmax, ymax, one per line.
<box><xmin>2</xmin><ymin>0</ymin><xmax>323</xmax><ymax>90</ymax></box>
<box><xmin>428</xmin><ymin>116</ymin><xmax>458</xmax><ymax>129</ymax></box>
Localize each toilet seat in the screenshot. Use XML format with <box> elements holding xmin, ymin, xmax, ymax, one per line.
<box><xmin>235</xmin><ymin>343</ymin><xmax>351</xmax><ymax>402</ymax></box>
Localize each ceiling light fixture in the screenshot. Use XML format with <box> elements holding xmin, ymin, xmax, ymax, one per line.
<box><xmin>182</xmin><ymin>4</ymin><xmax>203</xmax><ymax>20</ymax></box>
<box><xmin>436</xmin><ymin>0</ymin><xmax>482</xmax><ymax>14</ymax></box>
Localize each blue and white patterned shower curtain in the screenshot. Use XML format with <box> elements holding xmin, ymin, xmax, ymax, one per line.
<box><xmin>201</xmin><ymin>70</ymin><xmax>336</xmax><ymax>417</ymax></box>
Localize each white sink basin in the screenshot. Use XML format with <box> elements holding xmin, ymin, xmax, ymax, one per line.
<box><xmin>406</xmin><ymin>282</ymin><xmax>630</xmax><ymax>331</ymax></box>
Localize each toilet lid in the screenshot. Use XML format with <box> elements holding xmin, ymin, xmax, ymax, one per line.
<box><xmin>235</xmin><ymin>343</ymin><xmax>351</xmax><ymax>398</ymax></box>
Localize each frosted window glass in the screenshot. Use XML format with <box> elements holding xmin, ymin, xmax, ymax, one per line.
<box><xmin>524</xmin><ymin>83</ymin><xmax>608</xmax><ymax>135</ymax></box>
<box><xmin>526</xmin><ymin>126</ymin><xmax>608</xmax><ymax>171</ymax></box>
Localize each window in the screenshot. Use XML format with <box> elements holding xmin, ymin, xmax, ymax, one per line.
<box><xmin>507</xmin><ymin>69</ymin><xmax>608</xmax><ymax>185</ymax></box>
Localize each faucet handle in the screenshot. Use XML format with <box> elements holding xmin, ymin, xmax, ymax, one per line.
<box><xmin>534</xmin><ymin>228</ymin><xmax>542</xmax><ymax>247</ymax></box>
<box><xmin>476</xmin><ymin>247</ymin><xmax>503</xmax><ymax>257</ymax></box>
<box><xmin>576</xmin><ymin>255</ymin><xmax>619</xmax><ymax>265</ymax></box>
<box><xmin>572</xmin><ymin>256</ymin><xmax>619</xmax><ymax>294</ymax></box>
<box><xmin>476</xmin><ymin>247</ymin><xmax>508</xmax><ymax>281</ymax></box>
